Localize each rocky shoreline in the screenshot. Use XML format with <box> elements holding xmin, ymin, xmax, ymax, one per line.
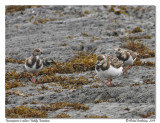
<box><xmin>5</xmin><ymin>5</ymin><xmax>155</xmax><ymax>118</ymax></box>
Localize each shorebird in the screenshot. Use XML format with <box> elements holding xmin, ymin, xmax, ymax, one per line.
<box><xmin>95</xmin><ymin>55</ymin><xmax>123</xmax><ymax>86</ymax></box>
<box><xmin>114</xmin><ymin>47</ymin><xmax>137</xmax><ymax>73</ymax></box>
<box><xmin>25</xmin><ymin>48</ymin><xmax>43</xmax><ymax>83</ymax></box>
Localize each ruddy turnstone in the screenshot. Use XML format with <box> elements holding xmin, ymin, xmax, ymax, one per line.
<box><xmin>95</xmin><ymin>55</ymin><xmax>123</xmax><ymax>86</ymax></box>
<box><xmin>114</xmin><ymin>47</ymin><xmax>137</xmax><ymax>73</ymax></box>
<box><xmin>25</xmin><ymin>48</ymin><xmax>43</xmax><ymax>83</ymax></box>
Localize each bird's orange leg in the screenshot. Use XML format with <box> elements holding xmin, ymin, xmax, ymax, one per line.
<box><xmin>104</xmin><ymin>79</ymin><xmax>112</xmax><ymax>85</ymax></box>
<box><xmin>33</xmin><ymin>75</ymin><xmax>38</xmax><ymax>83</ymax></box>
<box><xmin>31</xmin><ymin>77</ymin><xmax>34</xmax><ymax>83</ymax></box>
<box><xmin>124</xmin><ymin>65</ymin><xmax>132</xmax><ymax>73</ymax></box>
<box><xmin>128</xmin><ymin>65</ymin><xmax>132</xmax><ymax>69</ymax></box>
<box><xmin>123</xmin><ymin>66</ymin><xmax>129</xmax><ymax>73</ymax></box>
<box><xmin>34</xmin><ymin>74</ymin><xmax>38</xmax><ymax>83</ymax></box>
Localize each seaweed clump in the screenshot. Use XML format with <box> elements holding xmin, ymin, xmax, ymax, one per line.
<box><xmin>142</xmin><ymin>61</ymin><xmax>155</xmax><ymax>67</ymax></box>
<box><xmin>81</xmin><ymin>32</ymin><xmax>90</xmax><ymax>37</ymax></box>
<box><xmin>90</xmin><ymin>84</ymin><xmax>99</xmax><ymax>88</ymax></box>
<box><xmin>44</xmin><ymin>51</ymin><xmax>97</xmax><ymax>74</ymax></box>
<box><xmin>109</xmin><ymin>6</ymin><xmax>128</xmax><ymax>15</ymax></box>
<box><xmin>54</xmin><ymin>113</ymin><xmax>71</xmax><ymax>118</ymax></box>
<box><xmin>62</xmin><ymin>36</ymin><xmax>74</xmax><ymax>39</ymax></box>
<box><xmin>5</xmin><ymin>70</ymin><xmax>32</xmax><ymax>90</ymax></box>
<box><xmin>6</xmin><ymin>106</ymin><xmax>47</xmax><ymax>118</ymax></box>
<box><xmin>121</xmin><ymin>41</ymin><xmax>155</xmax><ymax>58</ymax></box>
<box><xmin>64</xmin><ymin>51</ymin><xmax>97</xmax><ymax>72</ymax></box>
<box><xmin>85</xmin><ymin>115</ymin><xmax>108</xmax><ymax>118</ymax></box>
<box><xmin>94</xmin><ymin>99</ymin><xmax>105</xmax><ymax>104</ymax></box>
<box><xmin>121</xmin><ymin>35</ymin><xmax>152</xmax><ymax>41</ymax></box>
<box><xmin>33</xmin><ymin>18</ymin><xmax>55</xmax><ymax>24</ymax></box>
<box><xmin>6</xmin><ymin>5</ymin><xmax>41</xmax><ymax>14</ymax></box>
<box><xmin>84</xmin><ymin>10</ymin><xmax>90</xmax><ymax>14</ymax></box>
<box><xmin>40</xmin><ymin>85</ymin><xmax>51</xmax><ymax>90</ymax></box>
<box><xmin>39</xmin><ymin>52</ymin><xmax>97</xmax><ymax>75</ymax></box>
<box><xmin>5</xmin><ymin>81</ymin><xmax>23</xmax><ymax>90</ymax></box>
<box><xmin>141</xmin><ymin>112</ymin><xmax>155</xmax><ymax>118</ymax></box>
<box><xmin>130</xmin><ymin>82</ymin><xmax>140</xmax><ymax>87</ymax></box>
<box><xmin>133</xmin><ymin>58</ymin><xmax>155</xmax><ymax>67</ymax></box>
<box><xmin>38</xmin><ymin>75</ymin><xmax>91</xmax><ymax>89</ymax></box>
<box><xmin>38</xmin><ymin>102</ymin><xmax>89</xmax><ymax>111</ymax></box>
<box><xmin>90</xmin><ymin>36</ymin><xmax>101</xmax><ymax>42</ymax></box>
<box><xmin>5</xmin><ymin>57</ymin><xmax>25</xmax><ymax>64</ymax></box>
<box><xmin>5</xmin><ymin>70</ymin><xmax>32</xmax><ymax>81</ymax></box>
<box><xmin>129</xmin><ymin>27</ymin><xmax>143</xmax><ymax>33</ymax></box>
<box><xmin>143</xmin><ymin>79</ymin><xmax>155</xmax><ymax>84</ymax></box>
<box><xmin>6</xmin><ymin>90</ymin><xmax>25</xmax><ymax>96</ymax></box>
<box><xmin>30</xmin><ymin>101</ymin><xmax>38</xmax><ymax>104</ymax></box>
<box><xmin>124</xmin><ymin>107</ymin><xmax>130</xmax><ymax>111</ymax></box>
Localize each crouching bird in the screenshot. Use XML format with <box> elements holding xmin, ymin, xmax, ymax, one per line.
<box><xmin>114</xmin><ymin>47</ymin><xmax>137</xmax><ymax>73</ymax></box>
<box><xmin>95</xmin><ymin>55</ymin><xmax>123</xmax><ymax>86</ymax></box>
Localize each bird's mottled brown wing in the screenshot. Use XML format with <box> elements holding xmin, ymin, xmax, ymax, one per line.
<box><xmin>128</xmin><ymin>50</ymin><xmax>137</xmax><ymax>60</ymax></box>
<box><xmin>96</xmin><ymin>57</ymin><xmax>110</xmax><ymax>71</ymax></box>
<box><xmin>36</xmin><ymin>59</ymin><xmax>43</xmax><ymax>69</ymax></box>
<box><xmin>101</xmin><ymin>60</ymin><xmax>110</xmax><ymax>71</ymax></box>
<box><xmin>25</xmin><ymin>56</ymin><xmax>36</xmax><ymax>68</ymax></box>
<box><xmin>106</xmin><ymin>55</ymin><xmax>115</xmax><ymax>62</ymax></box>
<box><xmin>110</xmin><ymin>56</ymin><xmax>123</xmax><ymax>68</ymax></box>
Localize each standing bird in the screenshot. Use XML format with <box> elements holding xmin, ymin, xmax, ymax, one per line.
<box><xmin>25</xmin><ymin>48</ymin><xmax>43</xmax><ymax>83</ymax></box>
<box><xmin>95</xmin><ymin>55</ymin><xmax>123</xmax><ymax>86</ymax></box>
<box><xmin>114</xmin><ymin>47</ymin><xmax>137</xmax><ymax>73</ymax></box>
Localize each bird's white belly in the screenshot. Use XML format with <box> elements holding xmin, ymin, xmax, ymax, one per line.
<box><xmin>96</xmin><ymin>65</ymin><xmax>123</xmax><ymax>79</ymax></box>
<box><xmin>124</xmin><ymin>55</ymin><xmax>136</xmax><ymax>65</ymax></box>
<box><xmin>25</xmin><ymin>63</ymin><xmax>43</xmax><ymax>74</ymax></box>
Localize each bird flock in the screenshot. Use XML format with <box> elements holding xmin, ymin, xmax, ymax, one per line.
<box><xmin>25</xmin><ymin>47</ymin><xmax>137</xmax><ymax>86</ymax></box>
<box><xmin>95</xmin><ymin>47</ymin><xmax>137</xmax><ymax>86</ymax></box>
